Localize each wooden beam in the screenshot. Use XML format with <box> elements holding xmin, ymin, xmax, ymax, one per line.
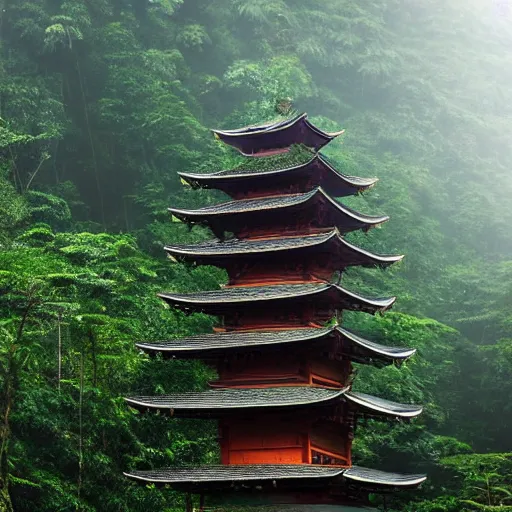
<box><xmin>185</xmin><ymin>493</ymin><xmax>192</xmax><ymax>512</ymax></box>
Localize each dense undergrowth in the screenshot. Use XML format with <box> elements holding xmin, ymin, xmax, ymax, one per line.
<box><xmin>0</xmin><ymin>1</ymin><xmax>511</xmax><ymax>511</ymax></box>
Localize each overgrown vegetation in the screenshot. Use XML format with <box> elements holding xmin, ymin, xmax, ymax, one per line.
<box><xmin>0</xmin><ymin>1</ymin><xmax>511</xmax><ymax>511</ymax></box>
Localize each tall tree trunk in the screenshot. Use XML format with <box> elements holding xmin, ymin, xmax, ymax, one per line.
<box><xmin>88</xmin><ymin>328</ymin><xmax>97</xmax><ymax>388</ymax></box>
<box><xmin>0</xmin><ymin>487</ymin><xmax>14</xmax><ymax>512</ymax></box>
<box><xmin>0</xmin><ymin>348</ymin><xmax>14</xmax><ymax>512</ymax></box>
<box><xmin>76</xmin><ymin>59</ymin><xmax>105</xmax><ymax>230</ymax></box>
<box><xmin>0</xmin><ymin>297</ymin><xmax>34</xmax><ymax>512</ymax></box>
<box><xmin>76</xmin><ymin>353</ymin><xmax>84</xmax><ymax>511</ymax></box>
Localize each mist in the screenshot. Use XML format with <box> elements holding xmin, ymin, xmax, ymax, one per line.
<box><xmin>0</xmin><ymin>1</ymin><xmax>511</xmax><ymax>511</ymax></box>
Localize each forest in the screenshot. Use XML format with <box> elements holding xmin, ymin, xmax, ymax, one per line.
<box><xmin>0</xmin><ymin>0</ymin><xmax>511</xmax><ymax>511</ymax></box>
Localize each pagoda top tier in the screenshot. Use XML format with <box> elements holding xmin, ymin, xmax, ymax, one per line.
<box><xmin>136</xmin><ymin>324</ymin><xmax>416</xmax><ymax>368</ymax></box>
<box><xmin>179</xmin><ymin>153</ymin><xmax>377</xmax><ymax>199</ymax></box>
<box><xmin>125</xmin><ymin>386</ymin><xmax>423</xmax><ymax>420</ymax></box>
<box><xmin>212</xmin><ymin>113</ymin><xmax>344</xmax><ymax>157</ymax></box>
<box><xmin>169</xmin><ymin>188</ymin><xmax>388</xmax><ymax>239</ymax></box>
<box><xmin>124</xmin><ymin>464</ymin><xmax>426</xmax><ymax>491</ymax></box>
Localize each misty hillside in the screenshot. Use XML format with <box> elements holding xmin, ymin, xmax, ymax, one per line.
<box><xmin>0</xmin><ymin>1</ymin><xmax>511</xmax><ymax>511</ymax></box>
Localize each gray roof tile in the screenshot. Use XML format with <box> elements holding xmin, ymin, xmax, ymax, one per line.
<box><xmin>158</xmin><ymin>283</ymin><xmax>396</xmax><ymax>315</ymax></box>
<box><xmin>125</xmin><ymin>386</ymin><xmax>348</xmax><ymax>412</ymax></box>
<box><xmin>168</xmin><ymin>188</ymin><xmax>388</xmax><ymax>226</ymax></box>
<box><xmin>343</xmin><ymin>466</ymin><xmax>427</xmax><ymax>486</ymax></box>
<box><xmin>124</xmin><ymin>464</ymin><xmax>344</xmax><ymax>483</ymax></box>
<box><xmin>125</xmin><ymin>386</ymin><xmax>422</xmax><ymax>419</ymax></box>
<box><xmin>164</xmin><ymin>230</ymin><xmax>403</xmax><ymax>268</ymax></box>
<box><xmin>345</xmin><ymin>392</ymin><xmax>423</xmax><ymax>418</ymax></box>
<box><xmin>179</xmin><ymin>154</ymin><xmax>376</xmax><ymax>189</ymax></box>
<box><xmin>124</xmin><ymin>464</ymin><xmax>426</xmax><ymax>488</ymax></box>
<box><xmin>135</xmin><ymin>325</ymin><xmax>416</xmax><ymax>365</ymax></box>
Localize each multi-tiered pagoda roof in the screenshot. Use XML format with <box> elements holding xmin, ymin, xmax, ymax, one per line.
<box><xmin>124</xmin><ymin>113</ymin><xmax>425</xmax><ymax>511</ymax></box>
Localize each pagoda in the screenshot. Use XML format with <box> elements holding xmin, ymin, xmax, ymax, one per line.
<box><xmin>124</xmin><ymin>114</ymin><xmax>426</xmax><ymax>511</ymax></box>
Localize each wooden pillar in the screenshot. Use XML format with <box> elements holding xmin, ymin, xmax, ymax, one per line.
<box><xmin>185</xmin><ymin>493</ymin><xmax>193</xmax><ymax>512</ymax></box>
<box><xmin>199</xmin><ymin>494</ymin><xmax>205</xmax><ymax>512</ymax></box>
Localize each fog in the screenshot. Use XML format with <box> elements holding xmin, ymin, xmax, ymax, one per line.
<box><xmin>0</xmin><ymin>1</ymin><xmax>511</xmax><ymax>511</ymax></box>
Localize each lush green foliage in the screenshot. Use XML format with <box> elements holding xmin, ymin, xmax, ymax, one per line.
<box><xmin>0</xmin><ymin>0</ymin><xmax>511</xmax><ymax>511</ymax></box>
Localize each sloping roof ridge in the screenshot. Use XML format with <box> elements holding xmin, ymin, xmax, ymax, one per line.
<box><xmin>331</xmin><ymin>282</ymin><xmax>396</xmax><ymax>310</ymax></box>
<box><xmin>157</xmin><ymin>282</ymin><xmax>333</xmax><ymax>305</ymax></box>
<box><xmin>345</xmin><ymin>391</ymin><xmax>423</xmax><ymax>418</ymax></box>
<box><xmin>303</xmin><ymin>116</ymin><xmax>345</xmax><ymax>139</ymax></box>
<box><xmin>125</xmin><ymin>385</ymin><xmax>350</xmax><ymax>411</ymax></box>
<box><xmin>178</xmin><ymin>153</ymin><xmax>318</xmax><ymax>180</ymax></box>
<box><xmin>123</xmin><ymin>463</ymin><xmax>346</xmax><ymax>484</ymax></box>
<box><xmin>135</xmin><ymin>325</ymin><xmax>336</xmax><ymax>352</ymax></box>
<box><xmin>168</xmin><ymin>188</ymin><xmax>388</xmax><ymax>226</ymax></box>
<box><xmin>344</xmin><ymin>466</ymin><xmax>427</xmax><ymax>486</ymax></box>
<box><xmin>163</xmin><ymin>230</ymin><xmax>403</xmax><ymax>267</ymax></box>
<box><xmin>317</xmin><ymin>153</ymin><xmax>378</xmax><ymax>185</ymax></box>
<box><xmin>124</xmin><ymin>464</ymin><xmax>426</xmax><ymax>487</ymax></box>
<box><xmin>157</xmin><ymin>282</ymin><xmax>395</xmax><ymax>313</ymax></box>
<box><xmin>335</xmin><ymin>232</ymin><xmax>404</xmax><ymax>263</ymax></box>
<box><xmin>179</xmin><ymin>154</ymin><xmax>378</xmax><ymax>190</ymax></box>
<box><xmin>334</xmin><ymin>326</ymin><xmax>416</xmax><ymax>359</ymax></box>
<box><xmin>168</xmin><ymin>188</ymin><xmax>318</xmax><ymax>217</ymax></box>
<box><xmin>134</xmin><ymin>324</ymin><xmax>416</xmax><ymax>364</ymax></box>
<box><xmin>211</xmin><ymin>113</ymin><xmax>307</xmax><ymax>137</ymax></box>
<box><xmin>163</xmin><ymin>229</ymin><xmax>338</xmax><ymax>256</ymax></box>
<box><xmin>316</xmin><ymin>188</ymin><xmax>389</xmax><ymax>225</ymax></box>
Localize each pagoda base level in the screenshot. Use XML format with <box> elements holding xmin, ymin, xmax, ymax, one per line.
<box><xmin>125</xmin><ymin>465</ymin><xmax>424</xmax><ymax>511</ymax></box>
<box><xmin>124</xmin><ymin>464</ymin><xmax>426</xmax><ymax>494</ymax></box>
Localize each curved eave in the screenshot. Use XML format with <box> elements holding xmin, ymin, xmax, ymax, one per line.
<box><xmin>336</xmin><ymin>236</ymin><xmax>404</xmax><ymax>267</ymax></box>
<box><xmin>168</xmin><ymin>188</ymin><xmax>318</xmax><ymax>219</ymax></box>
<box><xmin>335</xmin><ymin>327</ymin><xmax>416</xmax><ymax>362</ymax></box>
<box><xmin>345</xmin><ymin>392</ymin><xmax>423</xmax><ymax>419</ymax></box>
<box><xmin>318</xmin><ymin>188</ymin><xmax>388</xmax><ymax>227</ymax></box>
<box><xmin>343</xmin><ymin>466</ymin><xmax>427</xmax><ymax>488</ymax></box>
<box><xmin>331</xmin><ymin>284</ymin><xmax>396</xmax><ymax>312</ymax></box>
<box><xmin>178</xmin><ymin>154</ymin><xmax>377</xmax><ymax>193</ymax></box>
<box><xmin>124</xmin><ymin>387</ymin><xmax>421</xmax><ymax>421</ymax></box>
<box><xmin>135</xmin><ymin>326</ymin><xmax>334</xmax><ymax>355</ymax></box>
<box><xmin>164</xmin><ymin>231</ymin><xmax>337</xmax><ymax>258</ymax></box>
<box><xmin>212</xmin><ymin>113</ymin><xmax>343</xmax><ymax>140</ymax></box>
<box><xmin>125</xmin><ymin>386</ymin><xmax>349</xmax><ymax>414</ymax></box>
<box><xmin>304</xmin><ymin>117</ymin><xmax>345</xmax><ymax>140</ymax></box>
<box><xmin>168</xmin><ymin>188</ymin><xmax>389</xmax><ymax>229</ymax></box>
<box><xmin>212</xmin><ymin>114</ymin><xmax>345</xmax><ymax>157</ymax></box>
<box><xmin>164</xmin><ymin>230</ymin><xmax>403</xmax><ymax>269</ymax></box>
<box><xmin>123</xmin><ymin>464</ymin><xmax>426</xmax><ymax>490</ymax></box>
<box><xmin>317</xmin><ymin>154</ymin><xmax>378</xmax><ymax>188</ymax></box>
<box><xmin>135</xmin><ymin>325</ymin><xmax>415</xmax><ymax>365</ymax></box>
<box><xmin>157</xmin><ymin>283</ymin><xmax>396</xmax><ymax>316</ymax></box>
<box><xmin>212</xmin><ymin>113</ymin><xmax>308</xmax><ymax>138</ymax></box>
<box><xmin>124</xmin><ymin>464</ymin><xmax>345</xmax><ymax>485</ymax></box>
